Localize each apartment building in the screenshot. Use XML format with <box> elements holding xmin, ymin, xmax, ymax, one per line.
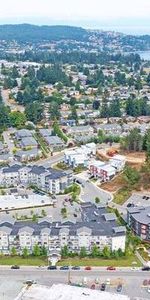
<box><xmin>0</xmin><ymin>203</ymin><xmax>126</xmax><ymax>255</ymax></box>
<box><xmin>127</xmin><ymin>206</ymin><xmax>150</xmax><ymax>242</ymax></box>
<box><xmin>0</xmin><ymin>164</ymin><xmax>73</xmax><ymax>194</ymax></box>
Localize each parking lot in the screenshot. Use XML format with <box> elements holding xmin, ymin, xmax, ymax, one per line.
<box><xmin>123</xmin><ymin>193</ymin><xmax>150</xmax><ymax>208</ymax></box>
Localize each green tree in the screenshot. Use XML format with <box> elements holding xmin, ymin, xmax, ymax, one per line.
<box><xmin>102</xmin><ymin>246</ymin><xmax>111</xmax><ymax>259</ymax></box>
<box><xmin>80</xmin><ymin>247</ymin><xmax>87</xmax><ymax>258</ymax></box>
<box><xmin>11</xmin><ymin>246</ymin><xmax>17</xmax><ymax>256</ymax></box>
<box><xmin>0</xmin><ymin>89</ymin><xmax>3</xmax><ymax>103</ymax></box>
<box><xmin>91</xmin><ymin>244</ymin><xmax>100</xmax><ymax>258</ymax></box>
<box><xmin>41</xmin><ymin>245</ymin><xmax>47</xmax><ymax>256</ymax></box>
<box><xmin>124</xmin><ymin>166</ymin><xmax>140</xmax><ymax>186</ymax></box>
<box><xmin>22</xmin><ymin>247</ymin><xmax>29</xmax><ymax>258</ymax></box>
<box><xmin>122</xmin><ymin>128</ymin><xmax>143</xmax><ymax>152</ymax></box>
<box><xmin>25</xmin><ymin>102</ymin><xmax>44</xmax><ymax>124</ymax></box>
<box><xmin>53</xmin><ymin>122</ymin><xmax>68</xmax><ymax>143</ymax></box>
<box><xmin>95</xmin><ymin>197</ymin><xmax>100</xmax><ymax>204</ymax></box>
<box><xmin>10</xmin><ymin>111</ymin><xmax>26</xmax><ymax>128</ymax></box>
<box><xmin>0</xmin><ymin>104</ymin><xmax>10</xmax><ymax>128</ymax></box>
<box><xmin>61</xmin><ymin>245</ymin><xmax>69</xmax><ymax>258</ymax></box>
<box><xmin>32</xmin><ymin>214</ymin><xmax>38</xmax><ymax>222</ymax></box>
<box><xmin>33</xmin><ymin>244</ymin><xmax>41</xmax><ymax>256</ymax></box>
<box><xmin>109</xmin><ymin>98</ymin><xmax>121</xmax><ymax>117</ymax></box>
<box><xmin>11</xmin><ymin>65</ymin><xmax>19</xmax><ymax>78</ymax></box>
<box><xmin>49</xmin><ymin>101</ymin><xmax>60</xmax><ymax>120</ymax></box>
<box><xmin>61</xmin><ymin>207</ymin><xmax>67</xmax><ymax>215</ymax></box>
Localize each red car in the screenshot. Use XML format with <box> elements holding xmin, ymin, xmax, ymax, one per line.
<box><xmin>143</xmin><ymin>279</ymin><xmax>148</xmax><ymax>286</ymax></box>
<box><xmin>91</xmin><ymin>284</ymin><xmax>95</xmax><ymax>289</ymax></box>
<box><xmin>107</xmin><ymin>266</ymin><xmax>116</xmax><ymax>271</ymax></box>
<box><xmin>85</xmin><ymin>266</ymin><xmax>92</xmax><ymax>271</ymax></box>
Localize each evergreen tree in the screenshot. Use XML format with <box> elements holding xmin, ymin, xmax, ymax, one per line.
<box><xmin>33</xmin><ymin>244</ymin><xmax>41</xmax><ymax>256</ymax></box>
<box><xmin>79</xmin><ymin>247</ymin><xmax>87</xmax><ymax>258</ymax></box>
<box><xmin>22</xmin><ymin>247</ymin><xmax>29</xmax><ymax>258</ymax></box>
<box><xmin>109</xmin><ymin>98</ymin><xmax>121</xmax><ymax>117</ymax></box>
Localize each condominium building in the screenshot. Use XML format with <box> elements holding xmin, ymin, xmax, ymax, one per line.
<box><xmin>0</xmin><ymin>203</ymin><xmax>126</xmax><ymax>255</ymax></box>
<box><xmin>0</xmin><ymin>164</ymin><xmax>73</xmax><ymax>194</ymax></box>
<box><xmin>127</xmin><ymin>206</ymin><xmax>150</xmax><ymax>242</ymax></box>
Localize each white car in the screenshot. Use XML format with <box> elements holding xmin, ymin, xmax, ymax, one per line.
<box><xmin>147</xmin><ymin>287</ymin><xmax>150</xmax><ymax>293</ymax></box>
<box><xmin>106</xmin><ymin>278</ymin><xmax>110</xmax><ymax>285</ymax></box>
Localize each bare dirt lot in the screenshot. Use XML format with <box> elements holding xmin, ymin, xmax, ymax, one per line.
<box><xmin>101</xmin><ymin>174</ymin><xmax>125</xmax><ymax>193</ymax></box>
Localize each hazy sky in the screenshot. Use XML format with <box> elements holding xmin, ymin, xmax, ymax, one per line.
<box><xmin>0</xmin><ymin>0</ymin><xmax>150</xmax><ymax>33</ymax></box>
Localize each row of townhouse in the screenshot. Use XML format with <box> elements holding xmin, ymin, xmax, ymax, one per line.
<box><xmin>39</xmin><ymin>129</ymin><xmax>64</xmax><ymax>151</ymax></box>
<box><xmin>0</xmin><ymin>203</ymin><xmax>126</xmax><ymax>255</ymax></box>
<box><xmin>0</xmin><ymin>164</ymin><xmax>73</xmax><ymax>194</ymax></box>
<box><xmin>89</xmin><ymin>155</ymin><xmax>126</xmax><ymax>182</ymax></box>
<box><xmin>64</xmin><ymin>143</ymin><xmax>96</xmax><ymax>168</ymax></box>
<box><xmin>15</xmin><ymin>129</ymin><xmax>38</xmax><ymax>149</ymax></box>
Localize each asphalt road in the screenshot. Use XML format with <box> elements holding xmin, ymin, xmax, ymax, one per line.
<box><xmin>75</xmin><ymin>174</ymin><xmax>112</xmax><ymax>204</ymax></box>
<box><xmin>32</xmin><ymin>152</ymin><xmax>64</xmax><ymax>167</ymax></box>
<box><xmin>2</xmin><ymin>131</ymin><xmax>15</xmax><ymax>154</ymax></box>
<box><xmin>0</xmin><ymin>268</ymin><xmax>149</xmax><ymax>300</ymax></box>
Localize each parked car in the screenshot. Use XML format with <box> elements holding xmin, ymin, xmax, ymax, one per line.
<box><xmin>25</xmin><ymin>280</ymin><xmax>37</xmax><ymax>285</ymax></box>
<box><xmin>91</xmin><ymin>284</ymin><xmax>95</xmax><ymax>289</ymax></box>
<box><xmin>105</xmin><ymin>278</ymin><xmax>110</xmax><ymax>285</ymax></box>
<box><xmin>71</xmin><ymin>266</ymin><xmax>80</xmax><ymax>270</ymax></box>
<box><xmin>60</xmin><ymin>266</ymin><xmax>69</xmax><ymax>270</ymax></box>
<box><xmin>107</xmin><ymin>266</ymin><xmax>116</xmax><ymax>271</ymax></box>
<box><xmin>11</xmin><ymin>265</ymin><xmax>20</xmax><ymax>269</ymax></box>
<box><xmin>47</xmin><ymin>266</ymin><xmax>57</xmax><ymax>270</ymax></box>
<box><xmin>101</xmin><ymin>283</ymin><xmax>106</xmax><ymax>291</ymax></box>
<box><xmin>85</xmin><ymin>266</ymin><xmax>91</xmax><ymax>271</ymax></box>
<box><xmin>117</xmin><ymin>284</ymin><xmax>122</xmax><ymax>292</ymax></box>
<box><xmin>142</xmin><ymin>266</ymin><xmax>150</xmax><ymax>271</ymax></box>
<box><xmin>143</xmin><ymin>279</ymin><xmax>148</xmax><ymax>286</ymax></box>
<box><xmin>127</xmin><ymin>203</ymin><xmax>134</xmax><ymax>207</ymax></box>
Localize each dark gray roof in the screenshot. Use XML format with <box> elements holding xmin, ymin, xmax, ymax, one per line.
<box><xmin>16</xmin><ymin>129</ymin><xmax>32</xmax><ymax>138</ymax></box>
<box><xmin>3</xmin><ymin>164</ymin><xmax>22</xmax><ymax>173</ymax></box>
<box><xmin>29</xmin><ymin>165</ymin><xmax>47</xmax><ymax>175</ymax></box>
<box><xmin>21</xmin><ymin>137</ymin><xmax>38</xmax><ymax>147</ymax></box>
<box><xmin>45</xmin><ymin>168</ymin><xmax>69</xmax><ymax>180</ymax></box>
<box><xmin>127</xmin><ymin>206</ymin><xmax>150</xmax><ymax>225</ymax></box>
<box><xmin>0</xmin><ymin>202</ymin><xmax>126</xmax><ymax>238</ymax></box>
<box><xmin>39</xmin><ymin>128</ymin><xmax>52</xmax><ymax>137</ymax></box>
<box><xmin>44</xmin><ymin>136</ymin><xmax>64</xmax><ymax>146</ymax></box>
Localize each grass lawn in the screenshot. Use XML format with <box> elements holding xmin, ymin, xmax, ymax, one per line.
<box><xmin>57</xmin><ymin>255</ymin><xmax>141</xmax><ymax>267</ymax></box>
<box><xmin>113</xmin><ymin>187</ymin><xmax>132</xmax><ymax>205</ymax></box>
<box><xmin>0</xmin><ymin>256</ymin><xmax>48</xmax><ymax>266</ymax></box>
<box><xmin>0</xmin><ymin>255</ymin><xmax>141</xmax><ymax>267</ymax></box>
